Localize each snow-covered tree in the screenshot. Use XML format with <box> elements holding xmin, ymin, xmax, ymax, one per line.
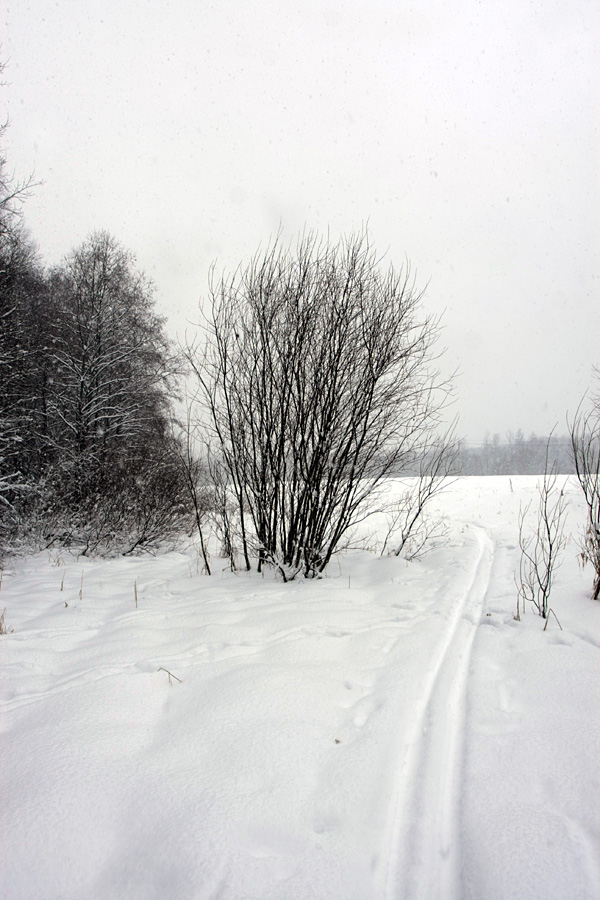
<box><xmin>46</xmin><ymin>232</ymin><xmax>175</xmax><ymax>462</ymax></box>
<box><xmin>2</xmin><ymin>228</ymin><xmax>190</xmax><ymax>557</ymax></box>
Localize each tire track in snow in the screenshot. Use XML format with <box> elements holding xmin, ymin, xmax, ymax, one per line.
<box><xmin>381</xmin><ymin>525</ymin><xmax>494</xmax><ymax>900</ymax></box>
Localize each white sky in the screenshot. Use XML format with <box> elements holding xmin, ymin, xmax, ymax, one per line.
<box><xmin>3</xmin><ymin>0</ymin><xmax>599</xmax><ymax>440</ymax></box>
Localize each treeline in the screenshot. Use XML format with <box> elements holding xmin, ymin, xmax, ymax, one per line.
<box><xmin>458</xmin><ymin>432</ymin><xmax>574</xmax><ymax>476</ymax></box>
<box><xmin>0</xmin><ymin>223</ymin><xmax>191</xmax><ymax>557</ymax></box>
<box><xmin>0</xmin><ymin>98</ymin><xmax>193</xmax><ymax>558</ymax></box>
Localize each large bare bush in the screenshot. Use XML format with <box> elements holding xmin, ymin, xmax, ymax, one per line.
<box><xmin>186</xmin><ymin>232</ymin><xmax>451</xmax><ymax>579</ymax></box>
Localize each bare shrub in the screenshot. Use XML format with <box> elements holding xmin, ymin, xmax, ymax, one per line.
<box><xmin>381</xmin><ymin>432</ymin><xmax>458</xmax><ymax>559</ymax></box>
<box><xmin>186</xmin><ymin>231</ymin><xmax>451</xmax><ymax>579</ymax></box>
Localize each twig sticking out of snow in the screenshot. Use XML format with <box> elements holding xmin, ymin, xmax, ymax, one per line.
<box><xmin>543</xmin><ymin>608</ymin><xmax>563</xmax><ymax>631</ymax></box>
<box><xmin>157</xmin><ymin>667</ymin><xmax>182</xmax><ymax>685</ymax></box>
<box><xmin>0</xmin><ymin>608</ymin><xmax>13</xmax><ymax>634</ymax></box>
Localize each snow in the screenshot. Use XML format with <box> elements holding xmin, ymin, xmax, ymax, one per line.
<box><xmin>1</xmin><ymin>477</ymin><xmax>599</xmax><ymax>900</ymax></box>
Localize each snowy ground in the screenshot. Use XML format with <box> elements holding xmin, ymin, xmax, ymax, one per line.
<box><xmin>1</xmin><ymin>477</ymin><xmax>599</xmax><ymax>900</ymax></box>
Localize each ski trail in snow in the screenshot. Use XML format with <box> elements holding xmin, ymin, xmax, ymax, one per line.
<box><xmin>381</xmin><ymin>525</ymin><xmax>494</xmax><ymax>900</ymax></box>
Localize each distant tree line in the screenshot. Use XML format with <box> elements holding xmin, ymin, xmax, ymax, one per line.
<box><xmin>458</xmin><ymin>431</ymin><xmax>574</xmax><ymax>476</ymax></box>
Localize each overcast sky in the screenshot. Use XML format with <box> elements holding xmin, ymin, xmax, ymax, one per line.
<box><xmin>3</xmin><ymin>0</ymin><xmax>599</xmax><ymax>440</ymax></box>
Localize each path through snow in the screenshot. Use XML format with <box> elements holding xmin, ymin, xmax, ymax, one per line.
<box><xmin>381</xmin><ymin>525</ymin><xmax>494</xmax><ymax>900</ymax></box>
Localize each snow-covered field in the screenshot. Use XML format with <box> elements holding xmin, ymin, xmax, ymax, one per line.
<box><xmin>1</xmin><ymin>477</ymin><xmax>599</xmax><ymax>900</ymax></box>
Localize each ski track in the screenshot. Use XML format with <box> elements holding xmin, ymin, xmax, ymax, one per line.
<box><xmin>381</xmin><ymin>524</ymin><xmax>494</xmax><ymax>900</ymax></box>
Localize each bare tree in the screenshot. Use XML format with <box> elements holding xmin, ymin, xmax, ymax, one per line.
<box><xmin>569</xmin><ymin>379</ymin><xmax>600</xmax><ymax>600</ymax></box>
<box><xmin>516</xmin><ymin>439</ymin><xmax>567</xmax><ymax>621</ymax></box>
<box><xmin>0</xmin><ymin>61</ymin><xmax>38</xmax><ymax>247</ymax></box>
<box><xmin>47</xmin><ymin>232</ymin><xmax>177</xmax><ymax>461</ymax></box>
<box><xmin>186</xmin><ymin>231</ymin><xmax>450</xmax><ymax>579</ymax></box>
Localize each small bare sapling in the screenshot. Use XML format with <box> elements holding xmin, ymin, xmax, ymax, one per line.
<box><xmin>569</xmin><ymin>390</ymin><xmax>600</xmax><ymax>601</ymax></box>
<box><xmin>516</xmin><ymin>441</ymin><xmax>567</xmax><ymax>623</ymax></box>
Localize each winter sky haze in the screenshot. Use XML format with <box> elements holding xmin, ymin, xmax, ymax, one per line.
<box><xmin>3</xmin><ymin>0</ymin><xmax>599</xmax><ymax>440</ymax></box>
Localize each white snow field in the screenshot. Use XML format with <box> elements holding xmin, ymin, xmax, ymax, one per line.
<box><xmin>1</xmin><ymin>477</ymin><xmax>599</xmax><ymax>900</ymax></box>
